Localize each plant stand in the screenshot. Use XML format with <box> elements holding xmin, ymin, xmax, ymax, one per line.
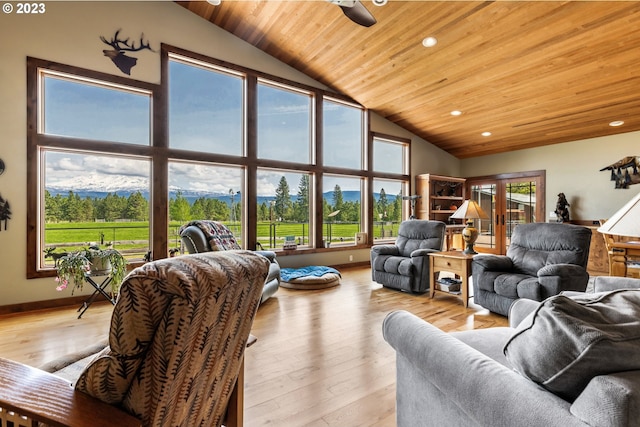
<box><xmin>77</xmin><ymin>274</ymin><xmax>116</xmax><ymax>319</ymax></box>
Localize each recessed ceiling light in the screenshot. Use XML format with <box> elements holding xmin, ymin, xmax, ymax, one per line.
<box><xmin>206</xmin><ymin>0</ymin><xmax>221</xmax><ymax>5</ymax></box>
<box><xmin>422</xmin><ymin>37</ymin><xmax>438</xmax><ymax>48</ymax></box>
<box><xmin>609</xmin><ymin>120</ymin><xmax>625</xmax><ymax>127</ymax></box>
<box><xmin>450</xmin><ymin>110</ymin><xmax>462</xmax><ymax>116</ymax></box>
<box><xmin>481</xmin><ymin>132</ymin><xmax>492</xmax><ymax>137</ymax></box>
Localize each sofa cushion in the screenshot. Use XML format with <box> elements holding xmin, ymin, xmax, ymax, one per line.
<box><xmin>503</xmin><ymin>289</ymin><xmax>640</xmax><ymax>401</ymax></box>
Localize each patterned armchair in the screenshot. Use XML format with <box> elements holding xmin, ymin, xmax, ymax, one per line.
<box><xmin>179</xmin><ymin>220</ymin><xmax>280</xmax><ymax>304</ymax></box>
<box><xmin>0</xmin><ymin>251</ymin><xmax>269</xmax><ymax>427</ymax></box>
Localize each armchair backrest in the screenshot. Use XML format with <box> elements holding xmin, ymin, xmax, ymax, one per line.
<box><xmin>507</xmin><ymin>223</ymin><xmax>592</xmax><ymax>276</ymax></box>
<box><xmin>395</xmin><ymin>220</ymin><xmax>446</xmax><ymax>257</ymax></box>
<box><xmin>179</xmin><ymin>220</ymin><xmax>241</xmax><ymax>253</ymax></box>
<box><xmin>75</xmin><ymin>251</ymin><xmax>269</xmax><ymax>427</ymax></box>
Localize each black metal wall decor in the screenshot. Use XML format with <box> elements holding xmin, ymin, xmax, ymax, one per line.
<box><xmin>0</xmin><ymin>194</ymin><xmax>10</xmax><ymax>231</ymax></box>
<box><xmin>100</xmin><ymin>29</ymin><xmax>155</xmax><ymax>75</ymax></box>
<box><xmin>600</xmin><ymin>156</ymin><xmax>640</xmax><ymax>189</ymax></box>
<box><xmin>0</xmin><ymin>158</ymin><xmax>5</xmax><ymax>175</ymax></box>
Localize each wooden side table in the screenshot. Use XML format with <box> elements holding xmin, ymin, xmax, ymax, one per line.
<box><xmin>429</xmin><ymin>250</ymin><xmax>474</xmax><ymax>307</ymax></box>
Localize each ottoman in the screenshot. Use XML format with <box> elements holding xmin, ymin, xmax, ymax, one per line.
<box><xmin>280</xmin><ymin>266</ymin><xmax>341</xmax><ymax>290</ymax></box>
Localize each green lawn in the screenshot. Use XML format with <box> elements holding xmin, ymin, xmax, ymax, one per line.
<box><xmin>44</xmin><ymin>220</ymin><xmax>398</xmax><ymax>261</ymax></box>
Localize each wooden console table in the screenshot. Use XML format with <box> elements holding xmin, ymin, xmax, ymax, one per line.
<box><xmin>609</xmin><ymin>241</ymin><xmax>640</xmax><ymax>277</ymax></box>
<box><xmin>429</xmin><ymin>250</ymin><xmax>474</xmax><ymax>307</ymax></box>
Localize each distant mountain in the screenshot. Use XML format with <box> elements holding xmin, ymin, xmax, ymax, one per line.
<box><xmin>47</xmin><ymin>180</ymin><xmax>383</xmax><ymax>205</ymax></box>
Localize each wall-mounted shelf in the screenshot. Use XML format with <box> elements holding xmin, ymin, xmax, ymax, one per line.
<box><xmin>415</xmin><ymin>174</ymin><xmax>466</xmax><ymax>224</ymax></box>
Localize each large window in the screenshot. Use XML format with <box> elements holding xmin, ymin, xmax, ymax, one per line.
<box><xmin>29</xmin><ymin>64</ymin><xmax>155</xmax><ymax>276</ymax></box>
<box><xmin>43</xmin><ymin>73</ymin><xmax>151</xmax><ymax>145</ymax></box>
<box><xmin>42</xmin><ymin>150</ymin><xmax>151</xmax><ymax>268</ymax></box>
<box><xmin>323</xmin><ymin>98</ymin><xmax>364</xmax><ymax>169</ymax></box>
<box><xmin>257</xmin><ymin>169</ymin><xmax>312</xmax><ymax>249</ymax></box>
<box><xmin>168</xmin><ymin>162</ymin><xmax>244</xmax><ymax>247</ymax></box>
<box><xmin>169</xmin><ymin>57</ymin><xmax>244</xmax><ymax>155</ymax></box>
<box><xmin>372</xmin><ymin>179</ymin><xmax>407</xmax><ymax>240</ymax></box>
<box><xmin>322</xmin><ymin>175</ymin><xmax>363</xmax><ymax>246</ymax></box>
<box><xmin>28</xmin><ymin>47</ymin><xmax>411</xmax><ymax>279</ymax></box>
<box><xmin>373</xmin><ymin>136</ymin><xmax>408</xmax><ymax>175</ymax></box>
<box><xmin>257</xmin><ymin>81</ymin><xmax>312</xmax><ymax>163</ymax></box>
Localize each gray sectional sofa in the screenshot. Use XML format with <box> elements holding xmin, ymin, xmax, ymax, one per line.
<box><xmin>383</xmin><ymin>276</ymin><xmax>640</xmax><ymax>427</ymax></box>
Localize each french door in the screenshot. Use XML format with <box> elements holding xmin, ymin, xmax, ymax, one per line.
<box><xmin>466</xmin><ymin>171</ymin><xmax>545</xmax><ymax>255</ymax></box>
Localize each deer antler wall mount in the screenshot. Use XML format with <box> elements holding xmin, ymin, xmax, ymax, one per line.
<box><xmin>100</xmin><ymin>29</ymin><xmax>155</xmax><ymax>75</ymax></box>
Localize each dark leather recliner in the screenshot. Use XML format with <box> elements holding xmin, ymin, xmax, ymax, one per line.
<box><xmin>472</xmin><ymin>222</ymin><xmax>592</xmax><ymax>316</ymax></box>
<box><xmin>370</xmin><ymin>220</ymin><xmax>446</xmax><ymax>293</ymax></box>
<box><xmin>179</xmin><ymin>220</ymin><xmax>280</xmax><ymax>304</ymax></box>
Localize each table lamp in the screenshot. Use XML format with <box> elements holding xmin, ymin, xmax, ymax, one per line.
<box><xmin>449</xmin><ymin>200</ymin><xmax>489</xmax><ymax>254</ymax></box>
<box><xmin>597</xmin><ymin>190</ymin><xmax>640</xmax><ymax>238</ymax></box>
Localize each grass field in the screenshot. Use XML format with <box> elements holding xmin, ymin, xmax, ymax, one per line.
<box><xmin>44</xmin><ymin>220</ymin><xmax>399</xmax><ymax>263</ymax></box>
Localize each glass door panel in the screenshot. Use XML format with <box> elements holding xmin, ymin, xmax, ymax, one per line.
<box><xmin>467</xmin><ymin>171</ymin><xmax>544</xmax><ymax>255</ymax></box>
<box><xmin>470</xmin><ymin>183</ymin><xmax>498</xmax><ymax>253</ymax></box>
<box><xmin>504</xmin><ymin>180</ymin><xmax>537</xmax><ymax>251</ymax></box>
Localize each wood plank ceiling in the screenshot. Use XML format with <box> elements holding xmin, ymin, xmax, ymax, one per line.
<box><xmin>177</xmin><ymin>1</ymin><xmax>640</xmax><ymax>159</ymax></box>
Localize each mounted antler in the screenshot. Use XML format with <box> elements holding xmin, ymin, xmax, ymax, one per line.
<box><xmin>100</xmin><ymin>29</ymin><xmax>155</xmax><ymax>75</ymax></box>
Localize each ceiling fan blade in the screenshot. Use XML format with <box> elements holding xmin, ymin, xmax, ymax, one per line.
<box><xmin>339</xmin><ymin>1</ymin><xmax>377</xmax><ymax>27</ymax></box>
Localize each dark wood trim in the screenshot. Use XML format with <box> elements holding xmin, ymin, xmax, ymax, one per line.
<box><xmin>246</xmin><ymin>75</ymin><xmax>258</xmax><ymax>249</ymax></box>
<box><xmin>0</xmin><ymin>296</ymin><xmax>112</xmax><ymax>317</ymax></box>
<box><xmin>153</xmin><ymin>47</ymin><xmax>170</xmax><ymax>261</ymax></box>
<box><xmin>465</xmin><ymin>169</ymin><xmax>546</xmax><ymax>183</ymax></box>
<box><xmin>26</xmin><ymin>58</ymin><xmax>40</xmax><ymax>279</ymax></box>
<box><xmin>314</xmin><ymin>93</ymin><xmax>324</xmax><ymax>249</ymax></box>
<box><xmin>367</xmin><ymin>113</ymin><xmax>375</xmax><ymax>245</ymax></box>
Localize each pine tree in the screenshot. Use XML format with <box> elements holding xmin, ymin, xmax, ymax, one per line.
<box><xmin>294</xmin><ymin>175</ymin><xmax>309</xmax><ymax>222</ymax></box>
<box><xmin>274</xmin><ymin>176</ymin><xmax>292</xmax><ymax>221</ymax></box>
<box><xmin>332</xmin><ymin>184</ymin><xmax>344</xmax><ymax>221</ymax></box>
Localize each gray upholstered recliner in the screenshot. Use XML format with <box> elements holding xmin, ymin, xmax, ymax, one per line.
<box><xmin>472</xmin><ymin>222</ymin><xmax>592</xmax><ymax>316</ymax></box>
<box><xmin>370</xmin><ymin>220</ymin><xmax>446</xmax><ymax>293</ymax></box>
<box><xmin>179</xmin><ymin>220</ymin><xmax>280</xmax><ymax>304</ymax></box>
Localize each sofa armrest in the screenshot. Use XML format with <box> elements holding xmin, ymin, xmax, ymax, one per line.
<box><xmin>371</xmin><ymin>245</ymin><xmax>400</xmax><ymax>256</ymax></box>
<box><xmin>593</xmin><ymin>276</ymin><xmax>640</xmax><ymax>292</ymax></box>
<box><xmin>508</xmin><ymin>298</ymin><xmax>540</xmax><ymax>328</ymax></box>
<box><xmin>383</xmin><ymin>310</ymin><xmax>584</xmax><ymax>427</ymax></box>
<box><xmin>472</xmin><ymin>254</ymin><xmax>514</xmax><ymax>271</ymax></box>
<box><xmin>538</xmin><ymin>263</ymin><xmax>587</xmax><ymax>279</ymax></box>
<box><xmin>571</xmin><ymin>371</ymin><xmax>640</xmax><ymax>427</ymax></box>
<box><xmin>410</xmin><ymin>248</ymin><xmax>439</xmax><ymax>258</ymax></box>
<box><xmin>537</xmin><ymin>264</ymin><xmax>589</xmax><ymax>296</ymax></box>
<box><xmin>255</xmin><ymin>250</ymin><xmax>277</xmax><ymax>264</ymax></box>
<box><xmin>0</xmin><ymin>357</ymin><xmax>141</xmax><ymax>427</ymax></box>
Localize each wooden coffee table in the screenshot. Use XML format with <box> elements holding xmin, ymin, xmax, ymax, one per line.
<box><xmin>429</xmin><ymin>250</ymin><xmax>475</xmax><ymax>307</ymax></box>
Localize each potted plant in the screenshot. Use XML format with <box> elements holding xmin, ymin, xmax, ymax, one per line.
<box><xmin>50</xmin><ymin>245</ymin><xmax>127</xmax><ymax>295</ymax></box>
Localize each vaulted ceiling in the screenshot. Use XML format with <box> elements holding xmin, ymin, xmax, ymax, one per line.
<box><xmin>177</xmin><ymin>1</ymin><xmax>640</xmax><ymax>159</ymax></box>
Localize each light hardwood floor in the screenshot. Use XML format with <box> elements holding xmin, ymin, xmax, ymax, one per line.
<box><xmin>0</xmin><ymin>266</ymin><xmax>507</xmax><ymax>426</ymax></box>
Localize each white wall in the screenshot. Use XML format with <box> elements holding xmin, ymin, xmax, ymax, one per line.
<box><xmin>460</xmin><ymin>131</ymin><xmax>640</xmax><ymax>222</ymax></box>
<box><xmin>0</xmin><ymin>1</ymin><xmax>459</xmax><ymax>305</ymax></box>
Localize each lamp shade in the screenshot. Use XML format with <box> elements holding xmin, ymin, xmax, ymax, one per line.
<box><xmin>598</xmin><ymin>190</ymin><xmax>640</xmax><ymax>238</ymax></box>
<box><xmin>450</xmin><ymin>200</ymin><xmax>489</xmax><ymax>220</ymax></box>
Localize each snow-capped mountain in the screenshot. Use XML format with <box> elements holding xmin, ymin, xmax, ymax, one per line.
<box><xmin>46</xmin><ymin>172</ymin><xmax>149</xmax><ymax>194</ymax></box>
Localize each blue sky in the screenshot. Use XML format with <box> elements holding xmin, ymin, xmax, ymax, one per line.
<box><xmin>42</xmin><ymin>58</ymin><xmax>387</xmax><ymax>197</ymax></box>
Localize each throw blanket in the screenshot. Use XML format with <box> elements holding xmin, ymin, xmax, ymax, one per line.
<box><xmin>281</xmin><ymin>266</ymin><xmax>341</xmax><ymax>282</ymax></box>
